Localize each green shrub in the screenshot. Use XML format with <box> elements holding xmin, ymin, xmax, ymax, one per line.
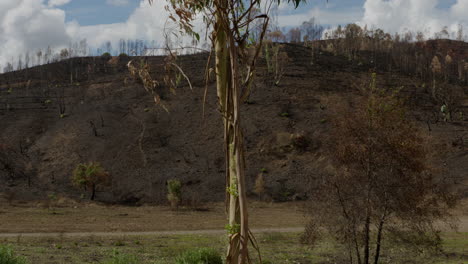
<box><xmin>47</xmin><ymin>192</ymin><xmax>58</xmax><ymax>214</ymax></box>
<box><xmin>72</xmin><ymin>162</ymin><xmax>111</xmax><ymax>200</ymax></box>
<box><xmin>112</xmin><ymin>240</ymin><xmax>125</xmax><ymax>247</ymax></box>
<box><xmin>167</xmin><ymin>179</ymin><xmax>182</xmax><ymax>209</ymax></box>
<box><xmin>175</xmin><ymin>248</ymin><xmax>223</xmax><ymax>264</ymax></box>
<box><xmin>0</xmin><ymin>245</ymin><xmax>28</xmax><ymax>264</ymax></box>
<box><xmin>101</xmin><ymin>52</ymin><xmax>112</xmax><ymax>60</ymax></box>
<box><xmin>118</xmin><ymin>53</ymin><xmax>129</xmax><ymax>58</ymax></box>
<box><xmin>101</xmin><ymin>250</ymin><xmax>139</xmax><ymax>264</ymax></box>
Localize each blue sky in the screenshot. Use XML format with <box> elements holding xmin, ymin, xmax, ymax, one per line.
<box><xmin>63</xmin><ymin>0</ymin><xmax>140</xmax><ymax>26</ymax></box>
<box><xmin>59</xmin><ymin>0</ymin><xmax>370</xmax><ymax>29</ymax></box>
<box><xmin>62</xmin><ymin>0</ymin><xmax>363</xmax><ymax>26</ymax></box>
<box><xmin>59</xmin><ymin>0</ymin><xmax>458</xmax><ymax>26</ymax></box>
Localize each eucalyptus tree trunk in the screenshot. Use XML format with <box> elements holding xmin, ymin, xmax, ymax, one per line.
<box><xmin>215</xmin><ymin>1</ymin><xmax>250</xmax><ymax>262</ymax></box>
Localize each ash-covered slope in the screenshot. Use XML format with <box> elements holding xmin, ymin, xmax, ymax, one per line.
<box><xmin>0</xmin><ymin>43</ymin><xmax>466</xmax><ymax>204</ymax></box>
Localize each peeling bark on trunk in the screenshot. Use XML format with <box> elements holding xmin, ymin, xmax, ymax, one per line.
<box><xmin>215</xmin><ymin>2</ymin><xmax>250</xmax><ymax>262</ymax></box>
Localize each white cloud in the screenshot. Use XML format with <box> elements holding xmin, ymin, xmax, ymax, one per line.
<box><xmin>0</xmin><ymin>0</ymin><xmax>71</xmax><ymax>70</ymax></box>
<box><xmin>106</xmin><ymin>0</ymin><xmax>129</xmax><ymax>7</ymax></box>
<box><xmin>358</xmin><ymin>0</ymin><xmax>468</xmax><ymax>38</ymax></box>
<box><xmin>451</xmin><ymin>0</ymin><xmax>468</xmax><ymax>18</ymax></box>
<box><xmin>48</xmin><ymin>0</ymin><xmax>71</xmax><ymax>7</ymax></box>
<box><xmin>278</xmin><ymin>7</ymin><xmax>363</xmax><ymax>27</ymax></box>
<box><xmin>0</xmin><ymin>0</ymin><xmax>208</xmax><ymax>71</ymax></box>
<box><xmin>72</xmin><ymin>0</ymin><xmax>209</xmax><ymax>54</ymax></box>
<box><xmin>2</xmin><ymin>0</ymin><xmax>468</xmax><ymax>72</ymax></box>
<box><xmin>277</xmin><ymin>0</ymin><xmax>468</xmax><ymax>40</ymax></box>
<box><xmin>277</xmin><ymin>2</ymin><xmax>295</xmax><ymax>13</ymax></box>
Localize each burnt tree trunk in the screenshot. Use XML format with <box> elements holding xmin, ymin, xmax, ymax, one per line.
<box><xmin>91</xmin><ymin>183</ymin><xmax>96</xmax><ymax>200</ymax></box>
<box><xmin>374</xmin><ymin>216</ymin><xmax>385</xmax><ymax>264</ymax></box>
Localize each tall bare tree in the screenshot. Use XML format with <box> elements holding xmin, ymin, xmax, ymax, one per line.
<box><xmin>301</xmin><ymin>17</ymin><xmax>324</xmax><ymax>42</ymax></box>
<box><xmin>140</xmin><ymin>0</ymin><xmax>304</xmax><ymax>262</ymax></box>
<box><xmin>287</xmin><ymin>27</ymin><xmax>302</xmax><ymax>43</ymax></box>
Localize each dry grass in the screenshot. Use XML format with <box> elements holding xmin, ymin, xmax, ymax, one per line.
<box><xmin>0</xmin><ymin>201</ymin><xmax>307</xmax><ymax>233</ymax></box>
<box><xmin>0</xmin><ymin>201</ymin><xmax>466</xmax><ymax>263</ymax></box>
<box><xmin>0</xmin><ymin>232</ymin><xmax>466</xmax><ymax>264</ymax></box>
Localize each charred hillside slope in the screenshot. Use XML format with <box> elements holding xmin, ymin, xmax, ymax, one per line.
<box><xmin>0</xmin><ymin>43</ymin><xmax>467</xmax><ymax>204</ymax></box>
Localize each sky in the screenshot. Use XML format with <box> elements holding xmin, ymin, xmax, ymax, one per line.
<box><xmin>1</xmin><ymin>0</ymin><xmax>468</xmax><ymax>71</ymax></box>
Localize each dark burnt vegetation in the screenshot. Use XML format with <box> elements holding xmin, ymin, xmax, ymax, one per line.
<box><xmin>0</xmin><ymin>24</ymin><xmax>465</xmax><ymax>208</ymax></box>
<box><xmin>0</xmin><ymin>143</ymin><xmax>32</xmax><ymax>188</ymax></box>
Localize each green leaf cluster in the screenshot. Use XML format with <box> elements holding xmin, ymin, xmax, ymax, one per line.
<box><xmin>72</xmin><ymin>162</ymin><xmax>110</xmax><ymax>188</ymax></box>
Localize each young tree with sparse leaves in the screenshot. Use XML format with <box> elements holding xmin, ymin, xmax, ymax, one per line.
<box><xmin>72</xmin><ymin>162</ymin><xmax>111</xmax><ymax>201</ymax></box>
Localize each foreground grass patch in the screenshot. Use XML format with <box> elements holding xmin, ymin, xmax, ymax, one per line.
<box><xmin>0</xmin><ymin>232</ymin><xmax>466</xmax><ymax>264</ymax></box>
<box><xmin>101</xmin><ymin>250</ymin><xmax>140</xmax><ymax>264</ymax></box>
<box><xmin>0</xmin><ymin>244</ymin><xmax>28</xmax><ymax>264</ymax></box>
<box><xmin>175</xmin><ymin>248</ymin><xmax>222</xmax><ymax>264</ymax></box>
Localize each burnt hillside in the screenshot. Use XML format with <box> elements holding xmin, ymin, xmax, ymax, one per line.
<box><xmin>0</xmin><ymin>43</ymin><xmax>467</xmax><ymax>204</ymax></box>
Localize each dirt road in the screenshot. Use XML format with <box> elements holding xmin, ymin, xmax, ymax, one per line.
<box><xmin>0</xmin><ymin>227</ymin><xmax>304</xmax><ymax>238</ymax></box>
<box><xmin>0</xmin><ymin>201</ymin><xmax>307</xmax><ymax>233</ymax></box>
<box><xmin>1</xmin><ymin>201</ymin><xmax>466</xmax><ymax>236</ymax></box>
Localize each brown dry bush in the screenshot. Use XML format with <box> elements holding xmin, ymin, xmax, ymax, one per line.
<box><xmin>303</xmin><ymin>74</ymin><xmax>459</xmax><ymax>264</ymax></box>
<box><xmin>254</xmin><ymin>172</ymin><xmax>266</xmax><ymax>199</ymax></box>
<box><xmin>0</xmin><ymin>143</ymin><xmax>30</xmax><ymax>189</ymax></box>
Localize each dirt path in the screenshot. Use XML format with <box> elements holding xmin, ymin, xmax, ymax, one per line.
<box><xmin>1</xmin><ymin>201</ymin><xmax>466</xmax><ymax>236</ymax></box>
<box><xmin>0</xmin><ymin>227</ymin><xmax>304</xmax><ymax>238</ymax></box>
<box><xmin>0</xmin><ymin>201</ymin><xmax>308</xmax><ymax>233</ymax></box>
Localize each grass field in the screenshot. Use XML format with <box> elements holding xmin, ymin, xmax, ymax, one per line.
<box><xmin>0</xmin><ymin>231</ymin><xmax>467</xmax><ymax>264</ymax></box>
<box><xmin>0</xmin><ymin>201</ymin><xmax>467</xmax><ymax>263</ymax></box>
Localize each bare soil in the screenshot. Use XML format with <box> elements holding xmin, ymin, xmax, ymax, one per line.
<box><xmin>0</xmin><ymin>200</ymin><xmax>467</xmax><ymax>236</ymax></box>
<box><xmin>0</xmin><ymin>201</ymin><xmax>307</xmax><ymax>234</ymax></box>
